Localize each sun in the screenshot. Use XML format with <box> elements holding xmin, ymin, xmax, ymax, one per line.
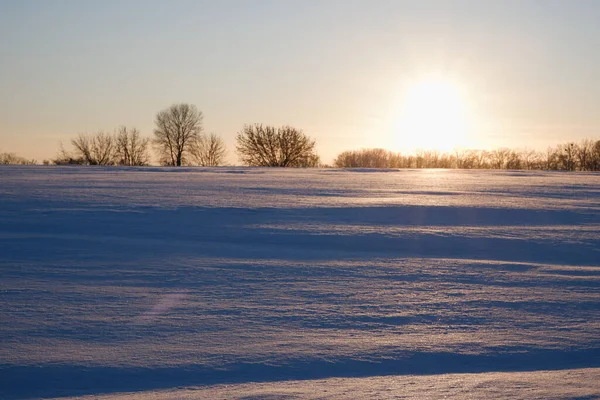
<box><xmin>395</xmin><ymin>79</ymin><xmax>470</xmax><ymax>152</ymax></box>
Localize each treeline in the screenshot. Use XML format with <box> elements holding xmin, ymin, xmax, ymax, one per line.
<box><xmin>2</xmin><ymin>101</ymin><xmax>598</xmax><ymax>171</ymax></box>
<box><xmin>333</xmin><ymin>139</ymin><xmax>600</xmax><ymax>171</ymax></box>
<box><xmin>51</xmin><ymin>103</ymin><xmax>318</xmax><ymax>167</ymax></box>
<box><xmin>55</xmin><ymin>104</ymin><xmax>227</xmax><ymax>167</ymax></box>
<box><xmin>55</xmin><ymin>128</ymin><xmax>151</xmax><ymax>166</ymax></box>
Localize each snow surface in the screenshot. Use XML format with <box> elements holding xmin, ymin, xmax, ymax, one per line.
<box><xmin>0</xmin><ymin>166</ymin><xmax>599</xmax><ymax>399</ymax></box>
<box><xmin>60</xmin><ymin>368</ymin><xmax>600</xmax><ymax>400</ymax></box>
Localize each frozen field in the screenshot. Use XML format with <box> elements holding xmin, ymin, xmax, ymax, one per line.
<box><xmin>0</xmin><ymin>166</ymin><xmax>599</xmax><ymax>399</ymax></box>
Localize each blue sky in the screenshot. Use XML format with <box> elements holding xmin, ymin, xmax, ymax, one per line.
<box><xmin>1</xmin><ymin>0</ymin><xmax>599</xmax><ymax>163</ymax></box>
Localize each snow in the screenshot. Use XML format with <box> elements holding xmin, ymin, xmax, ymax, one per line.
<box><xmin>0</xmin><ymin>166</ymin><xmax>599</xmax><ymax>399</ymax></box>
<box><xmin>59</xmin><ymin>369</ymin><xmax>600</xmax><ymax>400</ymax></box>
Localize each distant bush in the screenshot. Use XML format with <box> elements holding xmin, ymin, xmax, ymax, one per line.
<box><xmin>52</xmin><ymin>150</ymin><xmax>86</xmax><ymax>165</ymax></box>
<box><xmin>0</xmin><ymin>152</ymin><xmax>36</xmax><ymax>165</ymax></box>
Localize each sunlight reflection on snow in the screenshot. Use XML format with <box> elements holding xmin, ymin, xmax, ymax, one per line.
<box><xmin>136</xmin><ymin>290</ymin><xmax>189</xmax><ymax>324</ymax></box>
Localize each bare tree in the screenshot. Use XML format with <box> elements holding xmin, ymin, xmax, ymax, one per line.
<box><xmin>297</xmin><ymin>153</ymin><xmax>321</xmax><ymax>167</ymax></box>
<box><xmin>71</xmin><ymin>132</ymin><xmax>116</xmax><ymax>165</ymax></box>
<box><xmin>505</xmin><ymin>150</ymin><xmax>523</xmax><ymax>170</ymax></box>
<box><xmin>236</xmin><ymin>124</ymin><xmax>318</xmax><ymax>167</ymax></box>
<box><xmin>545</xmin><ymin>146</ymin><xmax>560</xmax><ymax>170</ymax></box>
<box><xmin>558</xmin><ymin>142</ymin><xmax>577</xmax><ymax>171</ymax></box>
<box><xmin>437</xmin><ymin>153</ymin><xmax>455</xmax><ymax>169</ymax></box>
<box><xmin>333</xmin><ymin>150</ymin><xmax>358</xmax><ymax>168</ymax></box>
<box><xmin>153</xmin><ymin>103</ymin><xmax>203</xmax><ymax>166</ymax></box>
<box><xmin>575</xmin><ymin>139</ymin><xmax>593</xmax><ymax>171</ymax></box>
<box><xmin>115</xmin><ymin>127</ymin><xmax>150</xmax><ymax>166</ymax></box>
<box><xmin>461</xmin><ymin>150</ymin><xmax>489</xmax><ymax>169</ymax></box>
<box><xmin>454</xmin><ymin>149</ymin><xmax>467</xmax><ymax>169</ymax></box>
<box><xmin>489</xmin><ymin>148</ymin><xmax>511</xmax><ymax>169</ymax></box>
<box><xmin>590</xmin><ymin>140</ymin><xmax>600</xmax><ymax>171</ymax></box>
<box><xmin>521</xmin><ymin>149</ymin><xmax>542</xmax><ymax>170</ymax></box>
<box><xmin>190</xmin><ymin>133</ymin><xmax>227</xmax><ymax>166</ymax></box>
<box><xmin>70</xmin><ymin>135</ymin><xmax>92</xmax><ymax>163</ymax></box>
<box><xmin>333</xmin><ymin>149</ymin><xmax>403</xmax><ymax>168</ymax></box>
<box><xmin>421</xmin><ymin>151</ymin><xmax>440</xmax><ymax>168</ymax></box>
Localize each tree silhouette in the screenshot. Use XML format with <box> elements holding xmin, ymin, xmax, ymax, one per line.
<box><xmin>153</xmin><ymin>104</ymin><xmax>203</xmax><ymax>166</ymax></box>
<box><xmin>71</xmin><ymin>132</ymin><xmax>116</xmax><ymax>165</ymax></box>
<box><xmin>236</xmin><ymin>124</ymin><xmax>318</xmax><ymax>167</ymax></box>
<box><xmin>190</xmin><ymin>133</ymin><xmax>227</xmax><ymax>166</ymax></box>
<box><xmin>115</xmin><ymin>127</ymin><xmax>150</xmax><ymax>166</ymax></box>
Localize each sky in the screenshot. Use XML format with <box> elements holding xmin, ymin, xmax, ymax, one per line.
<box><xmin>1</xmin><ymin>0</ymin><xmax>599</xmax><ymax>164</ymax></box>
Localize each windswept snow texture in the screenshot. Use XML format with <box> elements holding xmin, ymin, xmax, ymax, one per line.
<box><xmin>0</xmin><ymin>166</ymin><xmax>599</xmax><ymax>399</ymax></box>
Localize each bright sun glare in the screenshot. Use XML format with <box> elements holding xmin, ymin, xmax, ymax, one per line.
<box><xmin>395</xmin><ymin>79</ymin><xmax>470</xmax><ymax>152</ymax></box>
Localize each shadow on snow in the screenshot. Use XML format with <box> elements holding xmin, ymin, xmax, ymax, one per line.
<box><xmin>2</xmin><ymin>348</ymin><xmax>600</xmax><ymax>400</ymax></box>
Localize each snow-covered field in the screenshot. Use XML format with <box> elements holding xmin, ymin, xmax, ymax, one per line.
<box><xmin>1</xmin><ymin>166</ymin><xmax>599</xmax><ymax>399</ymax></box>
